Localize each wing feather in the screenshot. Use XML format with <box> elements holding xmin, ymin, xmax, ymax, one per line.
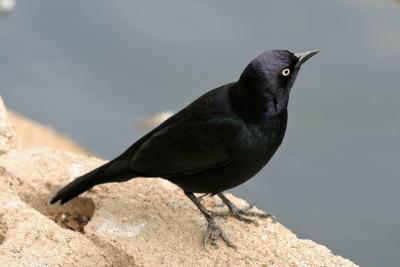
<box><xmin>130</xmin><ymin>118</ymin><xmax>243</xmax><ymax>177</ymax></box>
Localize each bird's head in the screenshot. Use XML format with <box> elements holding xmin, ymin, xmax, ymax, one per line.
<box><xmin>237</xmin><ymin>49</ymin><xmax>319</xmax><ymax>116</ymax></box>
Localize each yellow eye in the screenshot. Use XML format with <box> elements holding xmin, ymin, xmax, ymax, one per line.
<box><xmin>281</xmin><ymin>68</ymin><xmax>291</xmax><ymax>76</ymax></box>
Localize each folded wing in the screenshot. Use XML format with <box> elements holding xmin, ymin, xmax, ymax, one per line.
<box><xmin>130</xmin><ymin>117</ymin><xmax>244</xmax><ymax>177</ymax></box>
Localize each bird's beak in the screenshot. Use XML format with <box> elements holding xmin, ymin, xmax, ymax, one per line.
<box><xmin>294</xmin><ymin>50</ymin><xmax>319</xmax><ymax>68</ymax></box>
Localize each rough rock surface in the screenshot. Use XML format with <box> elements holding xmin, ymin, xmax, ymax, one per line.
<box><xmin>0</xmin><ymin>147</ymin><xmax>358</xmax><ymax>267</ymax></box>
<box><xmin>0</xmin><ymin>191</ymin><xmax>131</xmax><ymax>267</ymax></box>
<box><xmin>0</xmin><ymin>97</ymin><xmax>16</xmax><ymax>155</ymax></box>
<box><xmin>8</xmin><ymin>110</ymin><xmax>90</xmax><ymax>155</ymax></box>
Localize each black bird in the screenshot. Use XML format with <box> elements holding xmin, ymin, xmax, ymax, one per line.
<box><xmin>51</xmin><ymin>49</ymin><xmax>319</xmax><ymax>249</ymax></box>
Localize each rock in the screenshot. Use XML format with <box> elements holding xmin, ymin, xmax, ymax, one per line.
<box><xmin>136</xmin><ymin>110</ymin><xmax>175</xmax><ymax>130</ymax></box>
<box><xmin>0</xmin><ymin>96</ymin><xmax>17</xmax><ymax>155</ymax></box>
<box><xmin>0</xmin><ymin>148</ymin><xmax>358</xmax><ymax>267</ymax></box>
<box><xmin>0</xmin><ymin>191</ymin><xmax>133</xmax><ymax>267</ymax></box>
<box><xmin>0</xmin><ymin>0</ymin><xmax>16</xmax><ymax>15</ymax></box>
<box><xmin>8</xmin><ymin>110</ymin><xmax>91</xmax><ymax>156</ymax></box>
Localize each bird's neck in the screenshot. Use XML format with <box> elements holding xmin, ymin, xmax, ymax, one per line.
<box><xmin>229</xmin><ymin>82</ymin><xmax>288</xmax><ymax>123</ymax></box>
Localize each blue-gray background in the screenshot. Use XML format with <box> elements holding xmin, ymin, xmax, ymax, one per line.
<box><xmin>1</xmin><ymin>1</ymin><xmax>399</xmax><ymax>266</ymax></box>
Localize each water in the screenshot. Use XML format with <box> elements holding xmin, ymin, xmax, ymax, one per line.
<box><xmin>1</xmin><ymin>1</ymin><xmax>399</xmax><ymax>266</ymax></box>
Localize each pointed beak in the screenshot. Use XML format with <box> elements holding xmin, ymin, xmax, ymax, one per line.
<box><xmin>294</xmin><ymin>50</ymin><xmax>319</xmax><ymax>68</ymax></box>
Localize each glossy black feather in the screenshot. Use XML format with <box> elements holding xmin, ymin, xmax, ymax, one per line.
<box><xmin>51</xmin><ymin>49</ymin><xmax>315</xmax><ymax>204</ymax></box>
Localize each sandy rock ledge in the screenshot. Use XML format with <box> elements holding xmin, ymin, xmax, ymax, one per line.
<box><xmin>7</xmin><ymin>111</ymin><xmax>91</xmax><ymax>155</ymax></box>
<box><xmin>0</xmin><ymin>147</ymin><xmax>358</xmax><ymax>267</ymax></box>
<box><xmin>0</xmin><ymin>97</ymin><xmax>16</xmax><ymax>155</ymax></box>
<box><xmin>0</xmin><ymin>97</ymin><xmax>357</xmax><ymax>266</ymax></box>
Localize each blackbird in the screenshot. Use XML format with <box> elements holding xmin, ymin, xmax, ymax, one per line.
<box><xmin>51</xmin><ymin>49</ymin><xmax>319</xmax><ymax>249</ymax></box>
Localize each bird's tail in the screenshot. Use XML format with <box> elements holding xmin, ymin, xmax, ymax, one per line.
<box><xmin>50</xmin><ymin>159</ymin><xmax>134</xmax><ymax>205</ymax></box>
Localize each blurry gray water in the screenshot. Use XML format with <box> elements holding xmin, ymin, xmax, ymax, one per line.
<box><xmin>1</xmin><ymin>1</ymin><xmax>399</xmax><ymax>266</ymax></box>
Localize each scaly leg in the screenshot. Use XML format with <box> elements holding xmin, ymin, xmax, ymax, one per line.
<box><xmin>185</xmin><ymin>192</ymin><xmax>236</xmax><ymax>251</ymax></box>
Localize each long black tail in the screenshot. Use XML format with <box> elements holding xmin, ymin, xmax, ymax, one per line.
<box><xmin>50</xmin><ymin>159</ymin><xmax>134</xmax><ymax>205</ymax></box>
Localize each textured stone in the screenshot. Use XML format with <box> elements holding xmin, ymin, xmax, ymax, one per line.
<box><xmin>0</xmin><ymin>148</ymin><xmax>358</xmax><ymax>267</ymax></box>
<box><xmin>8</xmin><ymin>110</ymin><xmax>90</xmax><ymax>155</ymax></box>
<box><xmin>0</xmin><ymin>96</ymin><xmax>16</xmax><ymax>155</ymax></box>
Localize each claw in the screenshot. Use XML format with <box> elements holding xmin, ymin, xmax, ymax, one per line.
<box><xmin>203</xmin><ymin>220</ymin><xmax>236</xmax><ymax>251</ymax></box>
<box><xmin>185</xmin><ymin>192</ymin><xmax>238</xmax><ymax>251</ymax></box>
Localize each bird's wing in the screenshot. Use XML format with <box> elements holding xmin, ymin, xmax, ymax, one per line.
<box><xmin>130</xmin><ymin>117</ymin><xmax>244</xmax><ymax>177</ymax></box>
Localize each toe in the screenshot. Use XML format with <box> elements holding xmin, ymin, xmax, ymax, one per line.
<box><xmin>202</xmin><ymin>222</ymin><xmax>236</xmax><ymax>251</ymax></box>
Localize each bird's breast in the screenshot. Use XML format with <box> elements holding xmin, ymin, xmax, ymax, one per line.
<box><xmin>241</xmin><ymin>114</ymin><xmax>287</xmax><ymax>166</ymax></box>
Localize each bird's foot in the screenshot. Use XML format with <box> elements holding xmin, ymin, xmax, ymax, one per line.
<box><xmin>203</xmin><ymin>219</ymin><xmax>236</xmax><ymax>251</ymax></box>
<box><xmin>213</xmin><ymin>204</ymin><xmax>273</xmax><ymax>225</ymax></box>
<box><xmin>214</xmin><ymin>193</ymin><xmax>276</xmax><ymax>225</ymax></box>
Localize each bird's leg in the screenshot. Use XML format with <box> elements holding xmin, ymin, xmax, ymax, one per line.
<box><xmin>213</xmin><ymin>193</ymin><xmax>275</xmax><ymax>224</ymax></box>
<box><xmin>197</xmin><ymin>193</ymin><xmax>210</xmax><ymax>200</ymax></box>
<box><xmin>185</xmin><ymin>192</ymin><xmax>236</xmax><ymax>251</ymax></box>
